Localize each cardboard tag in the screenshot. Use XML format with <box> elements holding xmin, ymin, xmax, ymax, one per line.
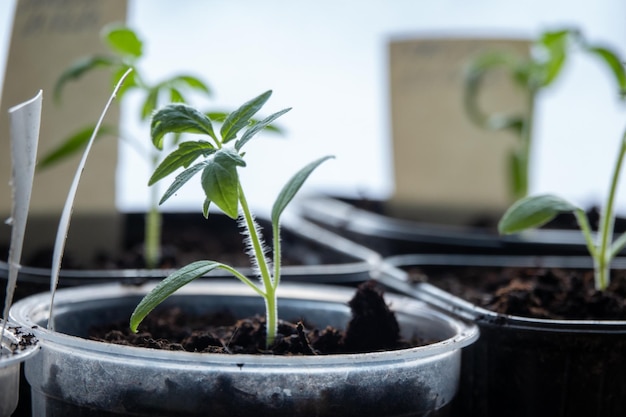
<box><xmin>1</xmin><ymin>0</ymin><xmax>127</xmax><ymax>262</ymax></box>
<box><xmin>388</xmin><ymin>37</ymin><xmax>530</xmax><ymax>224</ymax></box>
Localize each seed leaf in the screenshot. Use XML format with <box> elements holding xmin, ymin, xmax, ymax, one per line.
<box><xmin>272</xmin><ymin>156</ymin><xmax>334</xmax><ymax>225</ymax></box>
<box><xmin>151</xmin><ymin>103</ymin><xmax>217</xmax><ymax>149</ymax></box>
<box><xmin>201</xmin><ymin>148</ymin><xmax>245</xmax><ymax>218</ymax></box>
<box><xmin>221</xmin><ymin>90</ymin><xmax>272</xmax><ymax>143</ymax></box>
<box><xmin>498</xmin><ymin>194</ymin><xmax>580</xmax><ymax>234</ymax></box>
<box><xmin>130</xmin><ymin>261</ymin><xmax>223</xmax><ymax>332</ymax></box>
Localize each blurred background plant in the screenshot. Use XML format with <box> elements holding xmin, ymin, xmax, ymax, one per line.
<box><xmin>42</xmin><ymin>23</ymin><xmax>281</xmax><ymax>269</ymax></box>
<box><xmin>463</xmin><ymin>28</ymin><xmax>626</xmax><ymax>201</ymax></box>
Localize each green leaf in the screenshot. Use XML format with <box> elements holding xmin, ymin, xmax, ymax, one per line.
<box><xmin>272</xmin><ymin>156</ymin><xmax>334</xmax><ymax>225</ymax></box>
<box><xmin>537</xmin><ymin>30</ymin><xmax>569</xmax><ymax>87</ymax></box>
<box><xmin>38</xmin><ymin>124</ymin><xmax>116</xmax><ymax>169</ymax></box>
<box><xmin>158</xmin><ymin>161</ymin><xmax>209</xmax><ymax>205</ymax></box>
<box><xmin>586</xmin><ymin>46</ymin><xmax>626</xmax><ymax>98</ymax></box>
<box><xmin>151</xmin><ymin>104</ymin><xmax>217</xmax><ymax>149</ymax></box>
<box><xmin>53</xmin><ymin>55</ymin><xmax>117</xmax><ymax>102</ymax></box>
<box><xmin>141</xmin><ymin>87</ymin><xmax>159</xmax><ymax>121</ymax></box>
<box><xmin>103</xmin><ymin>25</ymin><xmax>143</xmax><ymax>58</ymax></box>
<box><xmin>207</xmin><ymin>111</ymin><xmax>283</xmax><ymax>135</ymax></box>
<box><xmin>149</xmin><ymin>141</ymin><xmax>216</xmax><ymax>185</ymax></box>
<box><xmin>201</xmin><ymin>148</ymin><xmax>246</xmax><ymax>218</ymax></box>
<box><xmin>463</xmin><ymin>52</ymin><xmax>523</xmax><ymax>130</ymax></box>
<box><xmin>236</xmin><ymin>107</ymin><xmax>291</xmax><ymax>151</ymax></box>
<box><xmin>169</xmin><ymin>87</ymin><xmax>185</xmax><ymax>103</ymax></box>
<box><xmin>206</xmin><ymin>111</ymin><xmax>228</xmax><ymax>123</ymax></box>
<box><xmin>498</xmin><ymin>194</ymin><xmax>580</xmax><ymax>234</ymax></box>
<box><xmin>130</xmin><ymin>261</ymin><xmax>223</xmax><ymax>332</ymax></box>
<box><xmin>221</xmin><ymin>90</ymin><xmax>272</xmax><ymax>143</ymax></box>
<box><xmin>170</xmin><ymin>75</ymin><xmax>211</xmax><ymax>94</ymax></box>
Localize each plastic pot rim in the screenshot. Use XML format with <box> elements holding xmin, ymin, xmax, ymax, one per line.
<box><xmin>0</xmin><ymin>319</ymin><xmax>38</xmax><ymax>368</ymax></box>
<box><xmin>10</xmin><ymin>280</ymin><xmax>478</xmax><ymax>367</ymax></box>
<box><xmin>381</xmin><ymin>253</ymin><xmax>626</xmax><ymax>332</ymax></box>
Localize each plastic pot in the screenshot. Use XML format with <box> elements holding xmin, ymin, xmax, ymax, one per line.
<box><xmin>0</xmin><ymin>320</ymin><xmax>38</xmax><ymax>417</ymax></box>
<box><xmin>379</xmin><ymin>254</ymin><xmax>626</xmax><ymax>417</ymax></box>
<box><xmin>10</xmin><ymin>280</ymin><xmax>478</xmax><ymax>417</ymax></box>
<box><xmin>297</xmin><ymin>196</ymin><xmax>592</xmax><ymax>256</ymax></box>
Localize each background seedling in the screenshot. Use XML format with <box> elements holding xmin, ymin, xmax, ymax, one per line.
<box><xmin>499</xmin><ymin>128</ymin><xmax>626</xmax><ymax>291</ymax></box>
<box><xmin>464</xmin><ymin>28</ymin><xmax>626</xmax><ymax>200</ymax></box>
<box><xmin>48</xmin><ymin>24</ymin><xmax>282</xmax><ymax>269</ymax></box>
<box><xmin>129</xmin><ymin>90</ymin><xmax>333</xmax><ymax>346</ymax></box>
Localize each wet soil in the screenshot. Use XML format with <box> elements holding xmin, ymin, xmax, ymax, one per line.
<box><xmin>408</xmin><ymin>265</ymin><xmax>626</xmax><ymax>320</ymax></box>
<box><xmin>89</xmin><ymin>281</ymin><xmax>424</xmax><ymax>355</ymax></box>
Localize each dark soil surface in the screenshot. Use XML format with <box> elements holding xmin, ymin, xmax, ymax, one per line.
<box><xmin>407</xmin><ymin>265</ymin><xmax>626</xmax><ymax>320</ymax></box>
<box><xmin>15</xmin><ymin>213</ymin><xmax>325</xmax><ymax>270</ymax></box>
<box><xmin>89</xmin><ymin>281</ymin><xmax>426</xmax><ymax>355</ymax></box>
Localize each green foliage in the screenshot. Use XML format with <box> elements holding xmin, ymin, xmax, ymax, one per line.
<box><xmin>130</xmin><ymin>91</ymin><xmax>333</xmax><ymax>346</ymax></box>
<box><xmin>499</xmin><ymin>130</ymin><xmax>626</xmax><ymax>291</ymax></box>
<box><xmin>45</xmin><ymin>24</ymin><xmax>284</xmax><ymax>269</ymax></box>
<box><xmin>464</xmin><ymin>28</ymin><xmax>626</xmax><ymax>200</ymax></box>
<box><xmin>497</xmin><ymin>194</ymin><xmax>582</xmax><ymax>234</ymax></box>
<box><xmin>37</xmin><ymin>124</ymin><xmax>116</xmax><ymax>169</ymax></box>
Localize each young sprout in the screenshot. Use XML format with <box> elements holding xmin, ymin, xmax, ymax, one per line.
<box><xmin>129</xmin><ymin>90</ymin><xmax>333</xmax><ymax>346</ymax></box>
<box><xmin>499</xmin><ymin>129</ymin><xmax>626</xmax><ymax>291</ymax></box>
<box><xmin>464</xmin><ymin>28</ymin><xmax>626</xmax><ymax>200</ymax></box>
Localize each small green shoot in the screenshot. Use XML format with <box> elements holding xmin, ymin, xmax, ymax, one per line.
<box><xmin>464</xmin><ymin>28</ymin><xmax>626</xmax><ymax>200</ymax></box>
<box><xmin>499</xmin><ymin>129</ymin><xmax>626</xmax><ymax>291</ymax></box>
<box><xmin>129</xmin><ymin>90</ymin><xmax>333</xmax><ymax>346</ymax></box>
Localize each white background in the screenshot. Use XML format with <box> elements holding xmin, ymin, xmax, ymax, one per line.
<box><xmin>2</xmin><ymin>0</ymin><xmax>626</xmax><ymax>214</ymax></box>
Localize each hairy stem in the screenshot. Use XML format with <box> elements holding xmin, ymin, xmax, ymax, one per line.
<box><xmin>272</xmin><ymin>221</ymin><xmax>281</xmax><ymax>291</ymax></box>
<box><xmin>237</xmin><ymin>183</ymin><xmax>277</xmax><ymax>346</ymax></box>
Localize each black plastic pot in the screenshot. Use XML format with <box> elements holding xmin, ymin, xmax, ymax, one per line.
<box><xmin>1</xmin><ymin>213</ymin><xmax>379</xmax><ymax>310</ymax></box>
<box><xmin>379</xmin><ymin>254</ymin><xmax>626</xmax><ymax>417</ymax></box>
<box><xmin>297</xmin><ymin>196</ymin><xmax>593</xmax><ymax>256</ymax></box>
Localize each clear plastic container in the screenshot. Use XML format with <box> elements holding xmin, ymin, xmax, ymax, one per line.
<box><xmin>10</xmin><ymin>280</ymin><xmax>478</xmax><ymax>416</ymax></box>
<box><xmin>0</xmin><ymin>320</ymin><xmax>38</xmax><ymax>417</ymax></box>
